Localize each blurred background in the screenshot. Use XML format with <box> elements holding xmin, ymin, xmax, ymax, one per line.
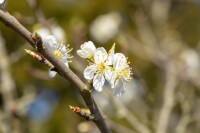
<box><xmin>1</xmin><ymin>0</ymin><xmax>200</xmax><ymax>133</ymax></box>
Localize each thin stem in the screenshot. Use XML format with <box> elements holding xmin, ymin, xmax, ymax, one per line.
<box><xmin>156</xmin><ymin>64</ymin><xmax>177</xmax><ymax>133</ymax></box>
<box><xmin>0</xmin><ymin>9</ymin><xmax>111</xmax><ymax>133</ymax></box>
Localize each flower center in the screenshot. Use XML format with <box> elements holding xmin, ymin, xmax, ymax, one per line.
<box><xmin>116</xmin><ymin>67</ymin><xmax>131</xmax><ymax>80</ymax></box>
<box><xmin>121</xmin><ymin>68</ymin><xmax>130</xmax><ymax>77</ymax></box>
<box><xmin>54</xmin><ymin>50</ymin><xmax>62</xmax><ymax>59</ymax></box>
<box><xmin>97</xmin><ymin>62</ymin><xmax>107</xmax><ymax>73</ymax></box>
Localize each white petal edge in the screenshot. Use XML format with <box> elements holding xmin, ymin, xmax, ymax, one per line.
<box><xmin>106</xmin><ymin>45</ymin><xmax>115</xmax><ymax>65</ymax></box>
<box><xmin>113</xmin><ymin>53</ymin><xmax>127</xmax><ymax>70</ymax></box>
<box><xmin>77</xmin><ymin>50</ymin><xmax>88</xmax><ymax>58</ymax></box>
<box><xmin>93</xmin><ymin>73</ymin><xmax>105</xmax><ymax>91</ymax></box>
<box><xmin>49</xmin><ymin>70</ymin><xmax>57</xmax><ymax>78</ymax></box>
<box><xmin>43</xmin><ymin>35</ymin><xmax>58</xmax><ymax>49</ymax></box>
<box><xmin>84</xmin><ymin>64</ymin><xmax>97</xmax><ymax>80</ymax></box>
<box><xmin>105</xmin><ymin>69</ymin><xmax>116</xmax><ymax>88</ymax></box>
<box><xmin>105</xmin><ymin>69</ymin><xmax>112</xmax><ymax>81</ymax></box>
<box><xmin>78</xmin><ymin>41</ymin><xmax>96</xmax><ymax>58</ymax></box>
<box><xmin>60</xmin><ymin>44</ymin><xmax>67</xmax><ymax>53</ymax></box>
<box><xmin>113</xmin><ymin>79</ymin><xmax>126</xmax><ymax>96</ymax></box>
<box><xmin>94</xmin><ymin>47</ymin><xmax>108</xmax><ymax>64</ymax></box>
<box><xmin>83</xmin><ymin>41</ymin><xmax>96</xmax><ymax>54</ymax></box>
<box><xmin>64</xmin><ymin>62</ymin><xmax>69</xmax><ymax>67</ymax></box>
<box><xmin>0</xmin><ymin>0</ymin><xmax>5</xmax><ymax>4</ymax></box>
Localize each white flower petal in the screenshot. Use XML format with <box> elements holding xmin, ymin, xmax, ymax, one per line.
<box><xmin>94</xmin><ymin>47</ymin><xmax>108</xmax><ymax>64</ymax></box>
<box><xmin>43</xmin><ymin>35</ymin><xmax>58</xmax><ymax>49</ymax></box>
<box><xmin>77</xmin><ymin>50</ymin><xmax>88</xmax><ymax>58</ymax></box>
<box><xmin>64</xmin><ymin>62</ymin><xmax>69</xmax><ymax>67</ymax></box>
<box><xmin>93</xmin><ymin>73</ymin><xmax>105</xmax><ymax>91</ymax></box>
<box><xmin>84</xmin><ymin>64</ymin><xmax>97</xmax><ymax>80</ymax></box>
<box><xmin>113</xmin><ymin>53</ymin><xmax>127</xmax><ymax>70</ymax></box>
<box><xmin>83</xmin><ymin>41</ymin><xmax>96</xmax><ymax>55</ymax></box>
<box><xmin>105</xmin><ymin>69</ymin><xmax>117</xmax><ymax>88</ymax></box>
<box><xmin>106</xmin><ymin>44</ymin><xmax>115</xmax><ymax>65</ymax></box>
<box><xmin>113</xmin><ymin>79</ymin><xmax>126</xmax><ymax>96</ymax></box>
<box><xmin>34</xmin><ymin>27</ymin><xmax>50</xmax><ymax>39</ymax></box>
<box><xmin>77</xmin><ymin>41</ymin><xmax>96</xmax><ymax>58</ymax></box>
<box><xmin>105</xmin><ymin>69</ymin><xmax>112</xmax><ymax>81</ymax></box>
<box><xmin>110</xmin><ymin>72</ymin><xmax>117</xmax><ymax>88</ymax></box>
<box><xmin>60</xmin><ymin>44</ymin><xmax>67</xmax><ymax>53</ymax></box>
<box><xmin>0</xmin><ymin>0</ymin><xmax>5</xmax><ymax>4</ymax></box>
<box><xmin>49</xmin><ymin>70</ymin><xmax>57</xmax><ymax>78</ymax></box>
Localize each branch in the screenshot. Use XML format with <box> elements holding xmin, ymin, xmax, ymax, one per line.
<box><xmin>111</xmin><ymin>93</ymin><xmax>150</xmax><ymax>133</ymax></box>
<box><xmin>0</xmin><ymin>31</ymin><xmax>17</xmax><ymax>133</ymax></box>
<box><xmin>0</xmin><ymin>10</ymin><xmax>111</xmax><ymax>133</ymax></box>
<box><xmin>156</xmin><ymin>64</ymin><xmax>177</xmax><ymax>133</ymax></box>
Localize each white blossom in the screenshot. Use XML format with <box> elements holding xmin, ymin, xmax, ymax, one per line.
<box><xmin>77</xmin><ymin>41</ymin><xmax>96</xmax><ymax>59</ymax></box>
<box><xmin>43</xmin><ymin>35</ymin><xmax>72</xmax><ymax>78</ymax></box>
<box><xmin>110</xmin><ymin>53</ymin><xmax>132</xmax><ymax>96</ymax></box>
<box><xmin>84</xmin><ymin>47</ymin><xmax>111</xmax><ymax>91</ymax></box>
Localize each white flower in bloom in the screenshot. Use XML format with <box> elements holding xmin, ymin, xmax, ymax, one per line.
<box><xmin>84</xmin><ymin>47</ymin><xmax>111</xmax><ymax>91</ymax></box>
<box><xmin>43</xmin><ymin>35</ymin><xmax>72</xmax><ymax>78</ymax></box>
<box><xmin>110</xmin><ymin>53</ymin><xmax>132</xmax><ymax>96</ymax></box>
<box><xmin>77</xmin><ymin>41</ymin><xmax>96</xmax><ymax>58</ymax></box>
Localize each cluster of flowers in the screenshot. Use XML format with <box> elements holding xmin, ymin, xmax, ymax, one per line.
<box><xmin>32</xmin><ymin>35</ymin><xmax>132</xmax><ymax>96</ymax></box>
<box><xmin>77</xmin><ymin>41</ymin><xmax>132</xmax><ymax>96</ymax></box>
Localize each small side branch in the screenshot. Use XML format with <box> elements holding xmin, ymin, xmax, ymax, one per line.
<box><xmin>156</xmin><ymin>64</ymin><xmax>177</xmax><ymax>133</ymax></box>
<box><xmin>69</xmin><ymin>105</ymin><xmax>94</xmax><ymax>121</ymax></box>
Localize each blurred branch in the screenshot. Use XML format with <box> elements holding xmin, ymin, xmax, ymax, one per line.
<box><xmin>175</xmin><ymin>105</ymin><xmax>192</xmax><ymax>133</ymax></box>
<box><xmin>0</xmin><ymin>10</ymin><xmax>111</xmax><ymax>133</ymax></box>
<box><xmin>0</xmin><ymin>32</ymin><xmax>18</xmax><ymax>133</ymax></box>
<box><xmin>151</xmin><ymin>0</ymin><xmax>172</xmax><ymax>27</ymax></box>
<box><xmin>134</xmin><ymin>11</ymin><xmax>168</xmax><ymax>67</ymax></box>
<box><xmin>109</xmin><ymin>120</ymin><xmax>136</xmax><ymax>133</ymax></box>
<box><xmin>111</xmin><ymin>94</ymin><xmax>151</xmax><ymax>133</ymax></box>
<box><xmin>156</xmin><ymin>64</ymin><xmax>177</xmax><ymax>133</ymax></box>
<box><xmin>175</xmin><ymin>86</ymin><xmax>194</xmax><ymax>133</ymax></box>
<box><xmin>26</xmin><ymin>0</ymin><xmax>46</xmax><ymax>24</ymax></box>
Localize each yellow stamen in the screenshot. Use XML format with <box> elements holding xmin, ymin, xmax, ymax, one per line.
<box><xmin>54</xmin><ymin>50</ymin><xmax>62</xmax><ymax>59</ymax></box>
<box><xmin>97</xmin><ymin>62</ymin><xmax>108</xmax><ymax>74</ymax></box>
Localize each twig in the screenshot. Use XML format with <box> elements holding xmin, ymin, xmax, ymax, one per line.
<box><xmin>0</xmin><ymin>32</ymin><xmax>17</xmax><ymax>133</ymax></box>
<box><xmin>156</xmin><ymin>64</ymin><xmax>177</xmax><ymax>133</ymax></box>
<box><xmin>151</xmin><ymin>0</ymin><xmax>172</xmax><ymax>27</ymax></box>
<box><xmin>26</xmin><ymin>0</ymin><xmax>46</xmax><ymax>24</ymax></box>
<box><xmin>109</xmin><ymin>120</ymin><xmax>136</xmax><ymax>133</ymax></box>
<box><xmin>175</xmin><ymin>86</ymin><xmax>194</xmax><ymax>133</ymax></box>
<box><xmin>69</xmin><ymin>105</ymin><xmax>94</xmax><ymax>121</ymax></box>
<box><xmin>111</xmin><ymin>93</ymin><xmax>151</xmax><ymax>133</ymax></box>
<box><xmin>0</xmin><ymin>9</ymin><xmax>111</xmax><ymax>133</ymax></box>
<box><xmin>133</xmin><ymin>11</ymin><xmax>168</xmax><ymax>67</ymax></box>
